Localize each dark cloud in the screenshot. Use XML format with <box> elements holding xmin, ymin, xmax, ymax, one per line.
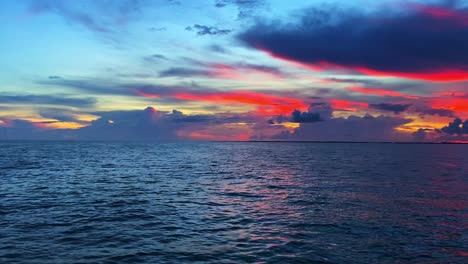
<box><xmin>169</xmin><ymin>110</ymin><xmax>214</xmax><ymax>123</ymax></box>
<box><xmin>84</xmin><ymin>107</ymin><xmax>273</xmax><ymax>141</ymax></box>
<box><xmin>287</xmin><ymin>102</ymin><xmax>333</xmax><ymax>123</ymax></box>
<box><xmin>0</xmin><ymin>94</ymin><xmax>96</xmax><ymax>108</ymax></box>
<box><xmin>185</xmin><ymin>24</ymin><xmax>232</xmax><ymax>36</ymax></box>
<box><xmin>48</xmin><ymin>75</ymin><xmax>61</xmax><ymax>79</ymax></box>
<box><xmin>238</xmin><ymin>2</ymin><xmax>468</xmax><ymax>81</ymax></box>
<box><xmin>2</xmin><ymin>104</ymin><xmax>464</xmax><ymax>142</ymax></box>
<box><xmin>440</xmin><ymin>118</ymin><xmax>468</xmax><ymax>135</ymax></box>
<box><xmin>0</xmin><ymin>107</ymin><xmax>191</xmax><ymax>141</ymax></box>
<box><xmin>75</xmin><ymin>107</ymin><xmax>179</xmax><ymax>141</ymax></box>
<box><xmin>169</xmin><ymin>59</ymin><xmax>288</xmax><ymax>78</ymax></box>
<box><xmin>370</xmin><ymin>103</ymin><xmax>412</xmax><ymax>114</ymax></box>
<box><xmin>275</xmin><ymin>114</ymin><xmax>413</xmax><ymax>142</ymax></box>
<box><xmin>291</xmin><ymin>110</ymin><xmax>321</xmax><ymax>123</ymax></box>
<box><xmin>309</xmin><ymin>102</ymin><xmax>334</xmax><ymax>119</ymax></box>
<box><xmin>159</xmin><ymin>68</ymin><xmax>212</xmax><ymax>78</ymax></box>
<box><xmin>239</xmin><ymin>63</ymin><xmax>284</xmax><ymax>76</ymax></box>
<box><xmin>39</xmin><ymin>77</ymin><xmax>250</xmax><ymax>99</ymax></box>
<box><xmin>37</xmin><ymin>79</ymin><xmax>90</xmax><ymax>93</ymax></box>
<box><xmin>90</xmin><ymin>107</ymin><xmax>264</xmax><ymax>127</ymax></box>
<box><xmin>0</xmin><ymin>107</ymin><xmax>270</xmax><ymax>141</ymax></box>
<box><xmin>38</xmin><ymin>78</ymin><xmax>150</xmax><ymax>96</ymax></box>
<box><xmin>413</xmin><ymin>107</ymin><xmax>455</xmax><ymax>117</ymax></box>
<box><xmin>269</xmin><ymin>103</ymin><xmax>333</xmax><ymax>125</ymax></box>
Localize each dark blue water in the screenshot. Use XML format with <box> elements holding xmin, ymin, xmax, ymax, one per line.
<box><xmin>0</xmin><ymin>142</ymin><xmax>467</xmax><ymax>263</ymax></box>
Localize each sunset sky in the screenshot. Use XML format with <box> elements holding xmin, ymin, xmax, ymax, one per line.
<box><xmin>1</xmin><ymin>0</ymin><xmax>467</xmax><ymax>141</ymax></box>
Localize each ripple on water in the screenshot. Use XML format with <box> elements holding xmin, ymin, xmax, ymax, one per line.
<box><xmin>0</xmin><ymin>142</ymin><xmax>467</xmax><ymax>263</ymax></box>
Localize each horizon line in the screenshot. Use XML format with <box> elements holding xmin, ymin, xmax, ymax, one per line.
<box><xmin>0</xmin><ymin>140</ymin><xmax>467</xmax><ymax>144</ymax></box>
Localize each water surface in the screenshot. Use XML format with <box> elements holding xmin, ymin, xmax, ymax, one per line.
<box><xmin>1</xmin><ymin>142</ymin><xmax>467</xmax><ymax>263</ymax></box>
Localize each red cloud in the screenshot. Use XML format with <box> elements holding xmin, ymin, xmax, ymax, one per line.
<box><xmin>138</xmin><ymin>90</ymin><xmax>308</xmax><ymax>115</ymax></box>
<box><xmin>431</xmin><ymin>98</ymin><xmax>468</xmax><ymax>112</ymax></box>
<box><xmin>354</xmin><ymin>66</ymin><xmax>468</xmax><ymax>82</ymax></box>
<box><xmin>410</xmin><ymin>4</ymin><xmax>468</xmax><ymax>26</ymax></box>
<box><xmin>259</xmin><ymin>46</ymin><xmax>468</xmax><ymax>82</ymax></box>
<box><xmin>347</xmin><ymin>86</ymin><xmax>419</xmax><ymax>99</ymax></box>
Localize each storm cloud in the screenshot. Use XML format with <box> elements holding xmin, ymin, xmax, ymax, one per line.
<box><xmin>239</xmin><ymin>1</ymin><xmax>468</xmax><ymax>81</ymax></box>
<box><xmin>440</xmin><ymin>118</ymin><xmax>468</xmax><ymax>135</ymax></box>
<box><xmin>369</xmin><ymin>103</ymin><xmax>412</xmax><ymax>114</ymax></box>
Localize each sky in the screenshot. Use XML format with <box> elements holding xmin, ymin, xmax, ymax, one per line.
<box><xmin>0</xmin><ymin>0</ymin><xmax>467</xmax><ymax>142</ymax></box>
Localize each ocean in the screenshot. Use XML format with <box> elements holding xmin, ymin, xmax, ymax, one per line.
<box><xmin>0</xmin><ymin>142</ymin><xmax>467</xmax><ymax>263</ymax></box>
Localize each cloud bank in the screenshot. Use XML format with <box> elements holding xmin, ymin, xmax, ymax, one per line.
<box><xmin>239</xmin><ymin>1</ymin><xmax>468</xmax><ymax>81</ymax></box>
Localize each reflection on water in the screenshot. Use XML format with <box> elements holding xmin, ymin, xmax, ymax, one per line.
<box><xmin>0</xmin><ymin>142</ymin><xmax>467</xmax><ymax>263</ymax></box>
